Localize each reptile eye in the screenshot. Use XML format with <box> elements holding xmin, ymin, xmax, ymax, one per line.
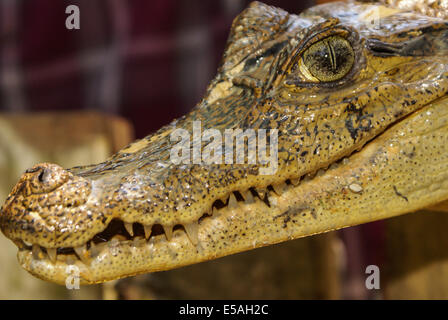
<box><xmin>298</xmin><ymin>36</ymin><xmax>354</xmax><ymax>83</ymax></box>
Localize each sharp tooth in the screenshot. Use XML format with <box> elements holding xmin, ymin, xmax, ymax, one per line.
<box><xmin>329</xmin><ymin>162</ymin><xmax>338</xmax><ymax>170</ymax></box>
<box><xmin>228</xmin><ymin>193</ymin><xmax>237</xmax><ymax>208</ymax></box>
<box><xmin>93</xmin><ymin>242</ymin><xmax>107</xmax><ymax>255</ymax></box>
<box><xmin>74</xmin><ymin>245</ymin><xmax>84</xmax><ymax>257</ymax></box>
<box><xmin>255</xmin><ymin>188</ymin><xmax>266</xmax><ymax>199</ymax></box>
<box><xmin>124</xmin><ymin>223</ymin><xmax>134</xmax><ymax>236</ymax></box>
<box><xmin>303</xmin><ymin>174</ymin><xmax>312</xmax><ymax>182</ymax></box>
<box><xmin>144</xmin><ymin>225</ymin><xmax>152</xmax><ymax>239</ymax></box>
<box><xmin>316</xmin><ymin>169</ymin><xmax>325</xmax><ymax>177</ymax></box>
<box><xmin>267</xmin><ymin>193</ymin><xmax>278</xmax><ymax>206</ymax></box>
<box><xmin>243</xmin><ymin>190</ymin><xmax>254</xmax><ymax>204</ymax></box>
<box><xmin>272</xmin><ymin>184</ymin><xmax>281</xmax><ymax>195</ymax></box>
<box><xmin>111</xmin><ymin>234</ymin><xmax>127</xmax><ymax>241</ymax></box>
<box><xmin>90</xmin><ymin>242</ymin><xmax>100</xmax><ymax>258</ymax></box>
<box><xmin>163</xmin><ymin>225</ymin><xmax>173</xmax><ymax>241</ymax></box>
<box><xmin>212</xmin><ymin>207</ymin><xmax>219</xmax><ymax>216</ymax></box>
<box><xmin>24</xmin><ymin>240</ymin><xmax>32</xmax><ymax>247</ymax></box>
<box><xmin>272</xmin><ymin>183</ymin><xmax>286</xmax><ymax>195</ymax></box>
<box><xmin>132</xmin><ymin>236</ymin><xmax>145</xmax><ymax>247</ymax></box>
<box><xmin>74</xmin><ymin>245</ymin><xmax>90</xmax><ymax>264</ymax></box>
<box><xmin>47</xmin><ymin>248</ymin><xmax>57</xmax><ymax>263</ymax></box>
<box><xmin>255</xmin><ymin>194</ymin><xmax>269</xmax><ymax>207</ymax></box>
<box><xmin>184</xmin><ymin>222</ymin><xmax>199</xmax><ymax>245</ymax></box>
<box><xmin>291</xmin><ymin>178</ymin><xmax>301</xmax><ymax>186</ymax></box>
<box><xmin>32</xmin><ymin>244</ymin><xmax>41</xmax><ymax>259</ymax></box>
<box><xmin>220</xmin><ymin>194</ymin><xmax>229</xmax><ymax>204</ymax></box>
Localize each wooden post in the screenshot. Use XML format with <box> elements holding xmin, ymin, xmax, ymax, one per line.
<box><xmin>384</xmin><ymin>210</ymin><xmax>448</xmax><ymax>299</ymax></box>
<box><xmin>0</xmin><ymin>112</ymin><xmax>133</xmax><ymax>299</ymax></box>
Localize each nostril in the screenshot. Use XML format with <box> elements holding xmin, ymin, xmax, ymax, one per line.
<box><xmin>23</xmin><ymin>163</ymin><xmax>71</xmax><ymax>194</ymax></box>
<box><xmin>38</xmin><ymin>169</ymin><xmax>49</xmax><ymax>184</ymax></box>
<box><xmin>38</xmin><ymin>170</ymin><xmax>44</xmax><ymax>183</ymax></box>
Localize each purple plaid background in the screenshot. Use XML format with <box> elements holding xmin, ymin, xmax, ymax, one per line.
<box><xmin>0</xmin><ymin>0</ymin><xmax>312</xmax><ymax>138</ymax></box>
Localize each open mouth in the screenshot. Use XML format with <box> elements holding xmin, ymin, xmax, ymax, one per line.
<box><xmin>13</xmin><ymin>151</ymin><xmax>356</xmax><ymax>266</ymax></box>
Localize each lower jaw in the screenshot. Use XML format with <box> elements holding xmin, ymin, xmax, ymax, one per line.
<box><xmin>19</xmin><ymin>95</ymin><xmax>448</xmax><ymax>285</ymax></box>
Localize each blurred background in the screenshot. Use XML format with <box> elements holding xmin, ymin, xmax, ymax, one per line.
<box><xmin>0</xmin><ymin>0</ymin><xmax>447</xmax><ymax>300</ymax></box>
<box><xmin>0</xmin><ymin>0</ymin><xmax>315</xmax><ymax>138</ymax></box>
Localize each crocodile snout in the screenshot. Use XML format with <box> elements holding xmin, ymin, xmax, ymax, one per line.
<box><xmin>0</xmin><ymin>163</ymin><xmax>96</xmax><ymax>248</ymax></box>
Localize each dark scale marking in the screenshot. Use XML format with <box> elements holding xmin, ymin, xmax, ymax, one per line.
<box><xmin>393</xmin><ymin>186</ymin><xmax>409</xmax><ymax>202</ymax></box>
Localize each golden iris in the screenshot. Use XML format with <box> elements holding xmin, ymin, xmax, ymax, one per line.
<box><xmin>299</xmin><ymin>36</ymin><xmax>355</xmax><ymax>82</ymax></box>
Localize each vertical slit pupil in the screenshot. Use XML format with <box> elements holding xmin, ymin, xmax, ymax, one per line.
<box><xmin>326</xmin><ymin>40</ymin><xmax>337</xmax><ymax>71</ymax></box>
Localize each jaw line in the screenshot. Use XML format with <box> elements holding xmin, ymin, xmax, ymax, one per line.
<box><xmin>16</xmin><ymin>95</ymin><xmax>448</xmax><ymax>285</ymax></box>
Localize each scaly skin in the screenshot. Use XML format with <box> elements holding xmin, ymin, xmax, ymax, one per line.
<box><xmin>1</xmin><ymin>0</ymin><xmax>448</xmax><ymax>284</ymax></box>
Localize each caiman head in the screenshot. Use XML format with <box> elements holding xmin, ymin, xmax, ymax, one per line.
<box><xmin>1</xmin><ymin>0</ymin><xmax>448</xmax><ymax>284</ymax></box>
